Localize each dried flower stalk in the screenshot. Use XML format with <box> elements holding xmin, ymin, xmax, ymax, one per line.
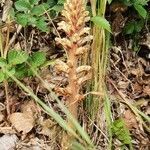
<box><xmin>55</xmin><ymin>0</ymin><xmax>92</xmax><ymax>124</ymax></box>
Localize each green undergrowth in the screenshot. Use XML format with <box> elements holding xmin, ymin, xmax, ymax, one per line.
<box><xmin>0</xmin><ymin>50</ymin><xmax>46</xmax><ymax>82</ymax></box>
<box><xmin>112</xmin><ymin>118</ymin><xmax>133</xmax><ymax>150</ymax></box>
<box><xmin>12</xmin><ymin>0</ymin><xmax>65</xmax><ymax>32</ymax></box>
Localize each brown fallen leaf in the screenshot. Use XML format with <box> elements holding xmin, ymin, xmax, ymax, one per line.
<box><xmin>118</xmin><ymin>80</ymin><xmax>129</xmax><ymax>89</ymax></box>
<box><xmin>9</xmin><ymin>112</ymin><xmax>34</xmax><ymax>134</ymax></box>
<box><xmin>9</xmin><ymin>101</ymin><xmax>39</xmax><ymax>135</ymax></box>
<box><xmin>123</xmin><ymin>109</ymin><xmax>138</xmax><ymax>129</ymax></box>
<box><xmin>143</xmin><ymin>86</ymin><xmax>150</xmax><ymax>96</ymax></box>
<box><xmin>133</xmin><ymin>82</ymin><xmax>142</xmax><ymax>94</ymax></box>
<box><xmin>21</xmin><ymin>100</ymin><xmax>39</xmax><ymax>117</ymax></box>
<box><xmin>38</xmin><ymin>119</ymin><xmax>57</xmax><ymax>138</ymax></box>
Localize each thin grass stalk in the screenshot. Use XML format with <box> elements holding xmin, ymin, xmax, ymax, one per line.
<box><xmin>0</xmin><ymin>22</ymin><xmax>3</xmax><ymax>57</ymax></box>
<box><xmin>0</xmin><ymin>21</ymin><xmax>10</xmax><ymax>115</ymax></box>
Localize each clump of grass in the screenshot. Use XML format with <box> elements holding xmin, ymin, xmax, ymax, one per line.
<box><xmin>87</xmin><ymin>0</ymin><xmax>112</xmax><ymax>148</ymax></box>
<box><xmin>89</xmin><ymin>0</ymin><xmax>110</xmax><ymax>119</ymax></box>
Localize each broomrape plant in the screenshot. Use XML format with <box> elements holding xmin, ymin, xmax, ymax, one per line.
<box><xmin>55</xmin><ymin>0</ymin><xmax>92</xmax><ymax>127</ymax></box>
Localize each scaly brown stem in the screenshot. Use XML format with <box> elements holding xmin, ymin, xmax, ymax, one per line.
<box><xmin>67</xmin><ymin>45</ymin><xmax>79</xmax><ymax>120</ymax></box>
<box><xmin>55</xmin><ymin>0</ymin><xmax>92</xmax><ymax>148</ymax></box>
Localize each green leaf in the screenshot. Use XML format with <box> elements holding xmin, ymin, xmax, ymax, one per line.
<box><xmin>107</xmin><ymin>0</ymin><xmax>113</xmax><ymax>4</ymax></box>
<box><xmin>15</xmin><ymin>0</ymin><xmax>31</xmax><ymax>12</ymax></box>
<box><xmin>51</xmin><ymin>4</ymin><xmax>64</xmax><ymax>13</ymax></box>
<box><xmin>0</xmin><ymin>71</ymin><xmax>5</xmax><ymax>82</ymax></box>
<box><xmin>15</xmin><ymin>64</ymin><xmax>28</xmax><ymax>79</ymax></box>
<box><xmin>47</xmin><ymin>0</ymin><xmax>58</xmax><ymax>7</ymax></box>
<box><xmin>120</xmin><ymin>0</ymin><xmax>132</xmax><ymax>6</ymax></box>
<box><xmin>16</xmin><ymin>13</ymin><xmax>29</xmax><ymax>26</ymax></box>
<box><xmin>36</xmin><ymin>17</ymin><xmax>49</xmax><ymax>32</ymax></box>
<box><xmin>134</xmin><ymin>4</ymin><xmax>147</xmax><ymax>18</ymax></box>
<box><xmin>0</xmin><ymin>58</ymin><xmax>7</xmax><ymax>67</ymax></box>
<box><xmin>134</xmin><ymin>0</ymin><xmax>148</xmax><ymax>6</ymax></box>
<box><xmin>49</xmin><ymin>10</ymin><xmax>57</xmax><ymax>18</ymax></box>
<box><xmin>29</xmin><ymin>51</ymin><xmax>46</xmax><ymax>67</ymax></box>
<box><xmin>29</xmin><ymin>0</ymin><xmax>40</xmax><ymax>5</ymax></box>
<box><xmin>8</xmin><ymin>50</ymin><xmax>29</xmax><ymax>65</ymax></box>
<box><xmin>124</xmin><ymin>22</ymin><xmax>135</xmax><ymax>34</ymax></box>
<box><xmin>8</xmin><ymin>68</ymin><xmax>16</xmax><ymax>76</ymax></box>
<box><xmin>28</xmin><ymin>16</ymin><xmax>37</xmax><ymax>25</ymax></box>
<box><xmin>112</xmin><ymin>119</ymin><xmax>132</xmax><ymax>145</ymax></box>
<box><xmin>58</xmin><ymin>0</ymin><xmax>65</xmax><ymax>4</ymax></box>
<box><xmin>10</xmin><ymin>8</ymin><xmax>15</xmax><ymax>20</ymax></box>
<box><xmin>31</xmin><ymin>3</ymin><xmax>49</xmax><ymax>16</ymax></box>
<box><xmin>135</xmin><ymin>20</ymin><xmax>144</xmax><ymax>32</ymax></box>
<box><xmin>91</xmin><ymin>16</ymin><xmax>111</xmax><ymax>32</ymax></box>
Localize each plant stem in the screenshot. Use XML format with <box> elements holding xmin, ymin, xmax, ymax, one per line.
<box><xmin>0</xmin><ymin>21</ymin><xmax>10</xmax><ymax>115</ymax></box>
<box><xmin>67</xmin><ymin>47</ymin><xmax>79</xmax><ymax>121</ymax></box>
<box><xmin>0</xmin><ymin>21</ymin><xmax>4</xmax><ymax>57</ymax></box>
<box><xmin>4</xmin><ymin>80</ymin><xmax>10</xmax><ymax>115</ymax></box>
<box><xmin>4</xmin><ymin>16</ymin><xmax>10</xmax><ymax>58</ymax></box>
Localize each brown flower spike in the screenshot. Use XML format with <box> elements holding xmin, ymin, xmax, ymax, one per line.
<box><xmin>55</xmin><ymin>0</ymin><xmax>92</xmax><ymax>120</ymax></box>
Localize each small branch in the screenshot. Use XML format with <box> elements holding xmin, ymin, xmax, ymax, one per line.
<box><xmin>4</xmin><ymin>80</ymin><xmax>10</xmax><ymax>115</ymax></box>
<box><xmin>8</xmin><ymin>25</ymin><xmax>22</xmax><ymax>49</ymax></box>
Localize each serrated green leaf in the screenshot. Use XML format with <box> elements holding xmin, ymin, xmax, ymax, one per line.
<box><xmin>15</xmin><ymin>0</ymin><xmax>31</xmax><ymax>12</ymax></box>
<box><xmin>0</xmin><ymin>71</ymin><xmax>5</xmax><ymax>82</ymax></box>
<box><xmin>112</xmin><ymin>119</ymin><xmax>132</xmax><ymax>145</ymax></box>
<box><xmin>28</xmin><ymin>67</ymin><xmax>38</xmax><ymax>76</ymax></box>
<box><xmin>28</xmin><ymin>16</ymin><xmax>37</xmax><ymax>25</ymax></box>
<box><xmin>8</xmin><ymin>68</ymin><xmax>16</xmax><ymax>76</ymax></box>
<box><xmin>31</xmin><ymin>3</ymin><xmax>49</xmax><ymax>16</ymax></box>
<box><xmin>36</xmin><ymin>17</ymin><xmax>49</xmax><ymax>32</ymax></box>
<box><xmin>91</xmin><ymin>16</ymin><xmax>111</xmax><ymax>32</ymax></box>
<box><xmin>51</xmin><ymin>4</ymin><xmax>64</xmax><ymax>13</ymax></box>
<box><xmin>47</xmin><ymin>0</ymin><xmax>58</xmax><ymax>7</ymax></box>
<box><xmin>8</xmin><ymin>50</ymin><xmax>29</xmax><ymax>65</ymax></box>
<box><xmin>135</xmin><ymin>20</ymin><xmax>144</xmax><ymax>32</ymax></box>
<box><xmin>58</xmin><ymin>0</ymin><xmax>65</xmax><ymax>4</ymax></box>
<box><xmin>124</xmin><ymin>22</ymin><xmax>135</xmax><ymax>34</ymax></box>
<box><xmin>29</xmin><ymin>51</ymin><xmax>46</xmax><ymax>67</ymax></box>
<box><xmin>0</xmin><ymin>58</ymin><xmax>7</xmax><ymax>67</ymax></box>
<box><xmin>49</xmin><ymin>10</ymin><xmax>57</xmax><ymax>18</ymax></box>
<box><xmin>134</xmin><ymin>0</ymin><xmax>148</xmax><ymax>6</ymax></box>
<box><xmin>29</xmin><ymin>0</ymin><xmax>40</xmax><ymax>5</ymax></box>
<box><xmin>16</xmin><ymin>13</ymin><xmax>29</xmax><ymax>26</ymax></box>
<box><xmin>15</xmin><ymin>64</ymin><xmax>28</xmax><ymax>79</ymax></box>
<box><xmin>120</xmin><ymin>0</ymin><xmax>132</xmax><ymax>6</ymax></box>
<box><xmin>134</xmin><ymin>4</ymin><xmax>147</xmax><ymax>18</ymax></box>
